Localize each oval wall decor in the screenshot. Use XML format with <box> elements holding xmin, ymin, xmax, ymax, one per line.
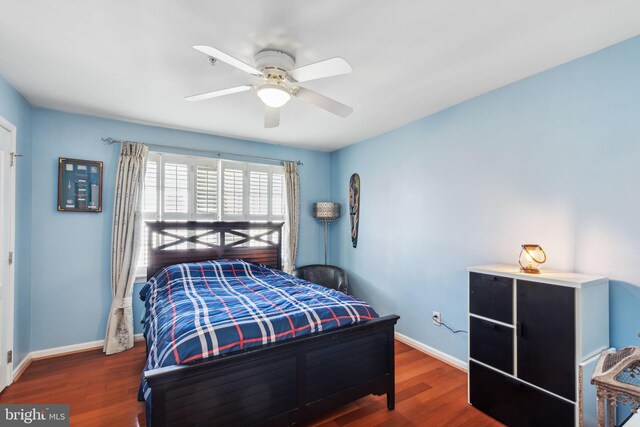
<box><xmin>349</xmin><ymin>173</ymin><xmax>360</xmax><ymax>248</ymax></box>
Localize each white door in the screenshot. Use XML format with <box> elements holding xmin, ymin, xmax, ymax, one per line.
<box><xmin>0</xmin><ymin>122</ymin><xmax>15</xmax><ymax>392</ymax></box>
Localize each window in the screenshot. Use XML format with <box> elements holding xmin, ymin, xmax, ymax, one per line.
<box><xmin>137</xmin><ymin>152</ymin><xmax>286</xmax><ymax>277</ymax></box>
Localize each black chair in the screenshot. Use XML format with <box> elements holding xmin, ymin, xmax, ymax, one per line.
<box><xmin>292</xmin><ymin>264</ymin><xmax>348</xmax><ymax>294</ymax></box>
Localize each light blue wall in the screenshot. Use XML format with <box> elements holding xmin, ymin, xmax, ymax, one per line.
<box><xmin>29</xmin><ymin>109</ymin><xmax>331</xmax><ymax>351</ymax></box>
<box><xmin>330</xmin><ymin>36</ymin><xmax>640</xmax><ymax>362</ymax></box>
<box><xmin>0</xmin><ymin>75</ymin><xmax>32</xmax><ymax>366</ymax></box>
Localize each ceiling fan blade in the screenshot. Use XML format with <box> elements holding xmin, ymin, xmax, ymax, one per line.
<box><xmin>294</xmin><ymin>87</ymin><xmax>353</xmax><ymax>117</ymax></box>
<box><xmin>185</xmin><ymin>85</ymin><xmax>253</xmax><ymax>102</ymax></box>
<box><xmin>193</xmin><ymin>45</ymin><xmax>264</xmax><ymax>76</ymax></box>
<box><xmin>287</xmin><ymin>57</ymin><xmax>352</xmax><ymax>83</ymax></box>
<box><xmin>264</xmin><ymin>106</ymin><xmax>280</xmax><ymax>128</ymax></box>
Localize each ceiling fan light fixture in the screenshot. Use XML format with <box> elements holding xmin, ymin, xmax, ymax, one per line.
<box><xmin>257</xmin><ymin>84</ymin><xmax>291</xmax><ymax>108</ymax></box>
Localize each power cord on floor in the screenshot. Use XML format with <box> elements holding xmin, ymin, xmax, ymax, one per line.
<box><xmin>432</xmin><ymin>315</ymin><xmax>467</xmax><ymax>334</ymax></box>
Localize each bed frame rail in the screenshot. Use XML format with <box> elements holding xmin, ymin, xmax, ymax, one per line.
<box><xmin>145</xmin><ymin>314</ymin><xmax>399</xmax><ymax>426</ymax></box>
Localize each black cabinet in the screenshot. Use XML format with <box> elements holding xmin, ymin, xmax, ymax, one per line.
<box><xmin>468</xmin><ymin>266</ymin><xmax>609</xmax><ymax>427</ymax></box>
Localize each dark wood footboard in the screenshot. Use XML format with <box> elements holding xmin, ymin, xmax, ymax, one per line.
<box><xmin>145</xmin><ymin>314</ymin><xmax>399</xmax><ymax>426</ymax></box>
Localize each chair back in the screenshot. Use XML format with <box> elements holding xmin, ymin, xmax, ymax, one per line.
<box><xmin>292</xmin><ymin>264</ymin><xmax>348</xmax><ymax>293</ymax></box>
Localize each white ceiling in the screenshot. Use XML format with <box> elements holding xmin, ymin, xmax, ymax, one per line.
<box><xmin>1</xmin><ymin>1</ymin><xmax>639</xmax><ymax>152</ymax></box>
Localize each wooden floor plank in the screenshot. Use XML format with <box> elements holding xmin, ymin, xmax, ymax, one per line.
<box><xmin>0</xmin><ymin>340</ymin><xmax>503</xmax><ymax>427</ymax></box>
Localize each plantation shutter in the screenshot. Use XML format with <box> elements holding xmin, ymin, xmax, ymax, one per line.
<box><xmin>142</xmin><ymin>159</ymin><xmax>158</xmax><ymax>212</ymax></box>
<box><xmin>195</xmin><ymin>162</ymin><xmax>218</xmax><ymax>219</ymax></box>
<box><xmin>163</xmin><ymin>158</ymin><xmax>189</xmax><ymax>219</ymax></box>
<box><xmin>222</xmin><ymin>161</ymin><xmax>246</xmax><ymax>219</ymax></box>
<box><xmin>138</xmin><ymin>153</ymin><xmax>160</xmax><ymax>271</ymax></box>
<box><xmin>249</xmin><ymin>168</ymin><xmax>269</xmax><ymax>218</ymax></box>
<box><xmin>271</xmin><ymin>172</ymin><xmax>285</xmax><ymax>219</ymax></box>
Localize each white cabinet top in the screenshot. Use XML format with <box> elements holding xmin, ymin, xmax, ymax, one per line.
<box><xmin>468</xmin><ymin>264</ymin><xmax>608</xmax><ymax>288</ymax></box>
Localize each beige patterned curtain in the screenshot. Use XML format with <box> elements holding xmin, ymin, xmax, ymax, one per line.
<box><xmin>283</xmin><ymin>161</ymin><xmax>300</xmax><ymax>273</ymax></box>
<box><xmin>104</xmin><ymin>142</ymin><xmax>149</xmax><ymax>355</ymax></box>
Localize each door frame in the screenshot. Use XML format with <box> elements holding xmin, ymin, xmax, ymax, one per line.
<box><xmin>0</xmin><ymin>115</ymin><xmax>16</xmax><ymax>386</ymax></box>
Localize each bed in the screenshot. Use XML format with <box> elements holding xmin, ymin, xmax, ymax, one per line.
<box><xmin>141</xmin><ymin>221</ymin><xmax>399</xmax><ymax>426</ymax></box>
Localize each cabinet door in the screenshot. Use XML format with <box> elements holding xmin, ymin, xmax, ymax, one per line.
<box><xmin>469</xmin><ymin>317</ymin><xmax>514</xmax><ymax>374</ymax></box>
<box><xmin>469</xmin><ymin>273</ymin><xmax>513</xmax><ymax>324</ymax></box>
<box><xmin>517</xmin><ymin>280</ymin><xmax>575</xmax><ymax>401</ymax></box>
<box><xmin>470</xmin><ymin>361</ymin><xmax>575</xmax><ymax>427</ymax></box>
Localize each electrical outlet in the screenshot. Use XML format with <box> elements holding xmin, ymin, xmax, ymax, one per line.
<box><xmin>433</xmin><ymin>311</ymin><xmax>441</xmax><ymax>326</ymax></box>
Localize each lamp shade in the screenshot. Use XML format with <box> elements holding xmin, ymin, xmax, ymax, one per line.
<box><xmin>257</xmin><ymin>84</ymin><xmax>291</xmax><ymax>108</ymax></box>
<box><xmin>313</xmin><ymin>202</ymin><xmax>340</xmax><ymax>222</ymax></box>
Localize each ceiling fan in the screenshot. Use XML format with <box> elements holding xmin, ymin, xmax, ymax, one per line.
<box><xmin>185</xmin><ymin>46</ymin><xmax>354</xmax><ymax>128</ymax></box>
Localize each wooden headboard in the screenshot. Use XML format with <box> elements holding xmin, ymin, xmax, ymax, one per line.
<box><xmin>145</xmin><ymin>221</ymin><xmax>284</xmax><ymax>280</ymax></box>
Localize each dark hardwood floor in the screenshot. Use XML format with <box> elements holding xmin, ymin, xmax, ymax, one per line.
<box><xmin>1</xmin><ymin>341</ymin><xmax>503</xmax><ymax>427</ymax></box>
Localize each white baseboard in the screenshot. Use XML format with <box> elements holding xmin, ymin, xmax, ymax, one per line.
<box><xmin>12</xmin><ymin>333</ymin><xmax>145</xmax><ymax>381</ymax></box>
<box><xmin>30</xmin><ymin>339</ymin><xmax>106</xmax><ymax>360</ymax></box>
<box><xmin>30</xmin><ymin>333</ymin><xmax>144</xmax><ymax>360</ymax></box>
<box><xmin>395</xmin><ymin>332</ymin><xmax>468</xmax><ymax>372</ymax></box>
<box><xmin>12</xmin><ymin>354</ymin><xmax>32</xmax><ymax>382</ymax></box>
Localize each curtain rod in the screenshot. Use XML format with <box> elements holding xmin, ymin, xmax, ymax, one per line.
<box><xmin>100</xmin><ymin>137</ymin><xmax>303</xmax><ymax>166</ymax></box>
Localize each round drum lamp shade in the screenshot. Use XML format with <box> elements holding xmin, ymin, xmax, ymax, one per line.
<box><xmin>313</xmin><ymin>202</ymin><xmax>340</xmax><ymax>222</ymax></box>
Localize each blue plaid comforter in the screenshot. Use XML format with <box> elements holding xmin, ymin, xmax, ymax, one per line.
<box><xmin>139</xmin><ymin>259</ymin><xmax>378</xmax><ymax>402</ymax></box>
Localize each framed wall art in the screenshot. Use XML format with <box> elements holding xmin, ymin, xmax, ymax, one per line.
<box><xmin>57</xmin><ymin>157</ymin><xmax>103</xmax><ymax>212</ymax></box>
